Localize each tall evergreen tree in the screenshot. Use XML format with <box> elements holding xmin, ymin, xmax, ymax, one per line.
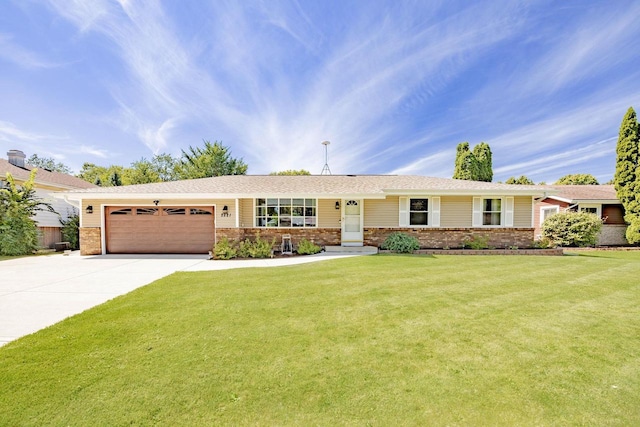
<box><xmin>453</xmin><ymin>142</ymin><xmax>475</xmax><ymax>180</ymax></box>
<box><xmin>614</xmin><ymin>107</ymin><xmax>640</xmax><ymax>244</ymax></box>
<box><xmin>472</xmin><ymin>142</ymin><xmax>493</xmax><ymax>182</ymax></box>
<box><xmin>453</xmin><ymin>142</ymin><xmax>493</xmax><ymax>182</ymax></box>
<box><xmin>109</xmin><ymin>171</ymin><xmax>122</xmax><ymax>186</ymax></box>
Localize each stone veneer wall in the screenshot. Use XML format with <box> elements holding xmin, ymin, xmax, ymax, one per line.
<box><xmin>216</xmin><ymin>227</ymin><xmax>535</xmax><ymax>249</ymax></box>
<box><xmin>597</xmin><ymin>224</ymin><xmax>628</xmax><ymax>246</ymax></box>
<box><xmin>364</xmin><ymin>227</ymin><xmax>535</xmax><ymax>249</ymax></box>
<box><xmin>216</xmin><ymin>228</ymin><xmax>342</xmax><ymax>247</ymax></box>
<box><xmin>80</xmin><ymin>227</ymin><xmax>102</xmax><ymax>255</ymax></box>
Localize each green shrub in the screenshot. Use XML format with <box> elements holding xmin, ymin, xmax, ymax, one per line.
<box><xmin>533</xmin><ymin>237</ymin><xmax>555</xmax><ymax>249</ymax></box>
<box><xmin>247</xmin><ymin>233</ymin><xmax>274</xmax><ymax>258</ymax></box>
<box><xmin>462</xmin><ymin>235</ymin><xmax>490</xmax><ymax>250</ymax></box>
<box><xmin>296</xmin><ymin>238</ymin><xmax>321</xmax><ymax>255</ymax></box>
<box><xmin>380</xmin><ymin>232</ymin><xmax>420</xmax><ymax>253</ymax></box>
<box><xmin>541</xmin><ymin>211</ymin><xmax>602</xmax><ymax>247</ymax></box>
<box><xmin>235</xmin><ymin>233</ymin><xmax>275</xmax><ymax>258</ymax></box>
<box><xmin>237</xmin><ymin>238</ymin><xmax>253</xmax><ymax>258</ymax></box>
<box><xmin>213</xmin><ymin>237</ymin><xmax>237</xmax><ymax>260</ymax></box>
<box><xmin>0</xmin><ymin>215</ymin><xmax>39</xmax><ymax>256</ymax></box>
<box><xmin>60</xmin><ymin>213</ymin><xmax>80</xmax><ymax>250</ymax></box>
<box><xmin>626</xmin><ymin>216</ymin><xmax>640</xmax><ymax>245</ymax></box>
<box><xmin>1</xmin><ymin>170</ymin><xmax>55</xmax><ymax>255</ymax></box>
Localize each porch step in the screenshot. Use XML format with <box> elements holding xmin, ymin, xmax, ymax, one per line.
<box><xmin>324</xmin><ymin>246</ymin><xmax>379</xmax><ymax>254</ymax></box>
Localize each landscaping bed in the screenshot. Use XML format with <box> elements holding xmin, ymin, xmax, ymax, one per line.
<box><xmin>380</xmin><ymin>248</ymin><xmax>564</xmax><ymax>255</ymax></box>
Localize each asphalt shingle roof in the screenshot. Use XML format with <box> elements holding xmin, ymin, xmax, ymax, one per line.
<box><xmin>0</xmin><ymin>159</ymin><xmax>97</xmax><ymax>190</ymax></box>
<box><xmin>57</xmin><ymin>174</ymin><xmax>547</xmax><ymax>198</ymax></box>
<box><xmin>544</xmin><ymin>185</ymin><xmax>619</xmax><ymax>202</ymax></box>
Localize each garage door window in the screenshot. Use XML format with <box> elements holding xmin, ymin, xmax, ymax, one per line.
<box><xmin>255</xmin><ymin>198</ymin><xmax>317</xmax><ymax>228</ymax></box>
<box><xmin>137</xmin><ymin>208</ymin><xmax>159</xmax><ymax>215</ymax></box>
<box><xmin>164</xmin><ymin>208</ymin><xmax>186</xmax><ymax>215</ymax></box>
<box><xmin>110</xmin><ymin>208</ymin><xmax>132</xmax><ymax>215</ymax></box>
<box><xmin>190</xmin><ymin>208</ymin><xmax>212</xmax><ymax>215</ymax></box>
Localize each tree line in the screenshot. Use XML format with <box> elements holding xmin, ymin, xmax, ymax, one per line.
<box><xmin>451</xmin><ymin>141</ymin><xmax>600</xmax><ymax>185</ymax></box>
<box><xmin>28</xmin><ymin>140</ymin><xmax>311</xmax><ymax>186</ymax></box>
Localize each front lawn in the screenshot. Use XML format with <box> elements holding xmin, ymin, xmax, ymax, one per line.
<box><xmin>1</xmin><ymin>252</ymin><xmax>639</xmax><ymax>425</ymax></box>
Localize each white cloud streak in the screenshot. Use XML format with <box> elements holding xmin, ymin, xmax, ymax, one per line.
<box><xmin>32</xmin><ymin>0</ymin><xmax>640</xmax><ymax>179</ymax></box>
<box><xmin>0</xmin><ymin>34</ymin><xmax>67</xmax><ymax>69</ymax></box>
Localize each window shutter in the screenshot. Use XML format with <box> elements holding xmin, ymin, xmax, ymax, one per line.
<box><xmin>431</xmin><ymin>197</ymin><xmax>440</xmax><ymax>227</ymax></box>
<box><xmin>505</xmin><ymin>197</ymin><xmax>514</xmax><ymax>227</ymax></box>
<box><xmin>399</xmin><ymin>197</ymin><xmax>409</xmax><ymax>227</ymax></box>
<box><xmin>472</xmin><ymin>197</ymin><xmax>482</xmax><ymax>227</ymax></box>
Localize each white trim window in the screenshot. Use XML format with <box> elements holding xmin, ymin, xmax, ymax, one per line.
<box><xmin>579</xmin><ymin>204</ymin><xmax>601</xmax><ymax>218</ymax></box>
<box><xmin>540</xmin><ymin>206</ymin><xmax>560</xmax><ymax>225</ymax></box>
<box><xmin>399</xmin><ymin>197</ymin><xmax>440</xmax><ymax>227</ymax></box>
<box><xmin>255</xmin><ymin>198</ymin><xmax>317</xmax><ymax>228</ymax></box>
<box><xmin>473</xmin><ymin>197</ymin><xmax>514</xmax><ymax>227</ymax></box>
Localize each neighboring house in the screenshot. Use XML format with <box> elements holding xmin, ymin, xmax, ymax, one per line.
<box><xmin>54</xmin><ymin>174</ymin><xmax>551</xmax><ymax>255</ymax></box>
<box><xmin>534</xmin><ymin>185</ymin><xmax>627</xmax><ymax>246</ymax></box>
<box><xmin>0</xmin><ymin>150</ymin><xmax>97</xmax><ymax>248</ymax></box>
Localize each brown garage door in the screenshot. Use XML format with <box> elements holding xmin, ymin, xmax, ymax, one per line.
<box><xmin>106</xmin><ymin>206</ymin><xmax>215</xmax><ymax>254</ymax></box>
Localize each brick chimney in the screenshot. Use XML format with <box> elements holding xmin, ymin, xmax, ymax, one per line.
<box><xmin>7</xmin><ymin>150</ymin><xmax>26</xmax><ymax>168</ymax></box>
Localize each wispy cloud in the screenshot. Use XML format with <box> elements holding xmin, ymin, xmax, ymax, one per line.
<box><xmin>0</xmin><ymin>33</ymin><xmax>67</xmax><ymax>69</ymax></box>
<box><xmin>79</xmin><ymin>145</ymin><xmax>109</xmax><ymax>158</ymax></box>
<box><xmin>0</xmin><ymin>120</ymin><xmax>61</xmax><ymax>142</ymax></box>
<box><xmin>16</xmin><ymin>0</ymin><xmax>640</xmax><ymax>179</ymax></box>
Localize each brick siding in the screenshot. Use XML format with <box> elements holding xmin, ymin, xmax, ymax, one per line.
<box><xmin>216</xmin><ymin>228</ymin><xmax>341</xmax><ymax>247</ymax></box>
<box><xmin>217</xmin><ymin>227</ymin><xmax>535</xmax><ymax>249</ymax></box>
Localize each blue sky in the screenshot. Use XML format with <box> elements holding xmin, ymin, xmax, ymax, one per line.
<box><xmin>1</xmin><ymin>1</ymin><xmax>639</xmax><ymax>183</ymax></box>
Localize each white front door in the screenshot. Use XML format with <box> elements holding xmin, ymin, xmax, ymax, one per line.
<box><xmin>341</xmin><ymin>199</ymin><xmax>363</xmax><ymax>246</ymax></box>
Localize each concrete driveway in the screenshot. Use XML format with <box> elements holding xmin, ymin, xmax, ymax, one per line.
<box><xmin>0</xmin><ymin>251</ymin><xmax>360</xmax><ymax>346</ymax></box>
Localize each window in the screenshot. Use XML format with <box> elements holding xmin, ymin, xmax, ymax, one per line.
<box><xmin>579</xmin><ymin>205</ymin><xmax>601</xmax><ymax>217</ymax></box>
<box><xmin>110</xmin><ymin>208</ymin><xmax>132</xmax><ymax>215</ymax></box>
<box><xmin>409</xmin><ymin>198</ymin><xmax>429</xmax><ymax>226</ymax></box>
<box><xmin>399</xmin><ymin>197</ymin><xmax>440</xmax><ymax>227</ymax></box>
<box><xmin>483</xmin><ymin>198</ymin><xmax>502</xmax><ymax>225</ymax></box>
<box><xmin>190</xmin><ymin>208</ymin><xmax>212</xmax><ymax>215</ymax></box>
<box><xmin>255</xmin><ymin>198</ymin><xmax>317</xmax><ymax>228</ymax></box>
<box><xmin>164</xmin><ymin>208</ymin><xmax>186</xmax><ymax>215</ymax></box>
<box><xmin>540</xmin><ymin>206</ymin><xmax>559</xmax><ymax>224</ymax></box>
<box><xmin>473</xmin><ymin>197</ymin><xmax>513</xmax><ymax>227</ymax></box>
<box><xmin>136</xmin><ymin>208</ymin><xmax>158</xmax><ymax>215</ymax></box>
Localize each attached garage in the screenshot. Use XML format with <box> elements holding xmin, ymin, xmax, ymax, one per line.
<box><xmin>105</xmin><ymin>206</ymin><xmax>215</xmax><ymax>254</ymax></box>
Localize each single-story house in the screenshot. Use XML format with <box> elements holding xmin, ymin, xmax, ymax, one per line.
<box><xmin>54</xmin><ymin>174</ymin><xmax>553</xmax><ymax>255</ymax></box>
<box><xmin>1</xmin><ymin>149</ymin><xmax>97</xmax><ymax>248</ymax></box>
<box><xmin>534</xmin><ymin>185</ymin><xmax>628</xmax><ymax>246</ymax></box>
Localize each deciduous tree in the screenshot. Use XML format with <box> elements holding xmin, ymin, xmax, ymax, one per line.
<box><xmin>27</xmin><ymin>154</ymin><xmax>73</xmax><ymax>174</ymax></box>
<box><xmin>270</xmin><ymin>170</ymin><xmax>311</xmax><ymax>176</ymax></box>
<box><xmin>505</xmin><ymin>175</ymin><xmax>535</xmax><ymax>185</ymax></box>
<box><xmin>177</xmin><ymin>140</ymin><xmax>247</xmax><ymax>179</ymax></box>
<box><xmin>0</xmin><ymin>170</ymin><xmax>56</xmax><ymax>255</ymax></box>
<box><xmin>554</xmin><ymin>174</ymin><xmax>599</xmax><ymax>185</ymax></box>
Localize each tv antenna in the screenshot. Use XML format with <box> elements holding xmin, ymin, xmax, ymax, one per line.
<box><xmin>321</xmin><ymin>140</ymin><xmax>331</xmax><ymax>175</ymax></box>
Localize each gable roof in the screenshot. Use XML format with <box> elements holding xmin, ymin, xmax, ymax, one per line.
<box><xmin>0</xmin><ymin>158</ymin><xmax>97</xmax><ymax>190</ymax></box>
<box><xmin>55</xmin><ymin>174</ymin><xmax>550</xmax><ymax>200</ymax></box>
<box><xmin>543</xmin><ymin>185</ymin><xmax>620</xmax><ymax>204</ymax></box>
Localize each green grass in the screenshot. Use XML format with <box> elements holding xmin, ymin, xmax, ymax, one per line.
<box><xmin>1</xmin><ymin>252</ymin><xmax>640</xmax><ymax>426</ymax></box>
